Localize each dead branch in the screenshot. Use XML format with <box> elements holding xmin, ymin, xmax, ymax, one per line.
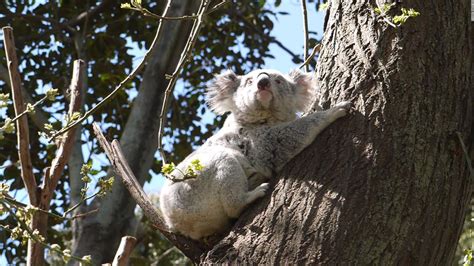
<box><xmin>111</xmin><ymin>236</ymin><xmax>137</xmax><ymax>266</ymax></box>
<box><xmin>92</xmin><ymin>123</ymin><xmax>166</xmax><ymax>229</ymax></box>
<box><xmin>92</xmin><ymin>122</ymin><xmax>208</xmax><ymax>262</ymax></box>
<box><xmin>299</xmin><ymin>44</ymin><xmax>321</xmax><ymax>70</ymax></box>
<box><xmin>2</xmin><ymin>26</ymin><xmax>38</xmax><ymax>205</ymax></box>
<box><xmin>42</xmin><ymin>60</ymin><xmax>85</xmax><ymax>203</ymax></box>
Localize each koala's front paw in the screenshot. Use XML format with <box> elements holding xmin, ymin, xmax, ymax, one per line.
<box><xmin>331</xmin><ymin>101</ymin><xmax>352</xmax><ymax>118</ymax></box>
<box><xmin>254</xmin><ymin>183</ymin><xmax>270</xmax><ymax>198</ymax></box>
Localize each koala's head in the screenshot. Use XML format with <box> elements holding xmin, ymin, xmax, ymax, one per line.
<box><xmin>206</xmin><ymin>69</ymin><xmax>315</xmax><ymax>123</ymax></box>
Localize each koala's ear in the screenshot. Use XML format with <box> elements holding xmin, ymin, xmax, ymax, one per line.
<box><xmin>289</xmin><ymin>69</ymin><xmax>316</xmax><ymax>112</ymax></box>
<box><xmin>206</xmin><ymin>70</ymin><xmax>240</xmax><ymax>114</ymax></box>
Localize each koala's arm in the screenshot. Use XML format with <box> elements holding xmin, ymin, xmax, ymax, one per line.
<box><xmin>255</xmin><ymin>101</ymin><xmax>351</xmax><ymax>172</ymax></box>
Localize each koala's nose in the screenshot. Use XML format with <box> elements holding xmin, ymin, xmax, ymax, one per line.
<box><xmin>257</xmin><ymin>76</ymin><xmax>271</xmax><ymax>90</ymax></box>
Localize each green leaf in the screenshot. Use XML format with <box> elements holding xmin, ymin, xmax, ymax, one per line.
<box><xmin>161</xmin><ymin>162</ymin><xmax>176</xmax><ymax>175</ymax></box>
<box><xmin>45</xmin><ymin>88</ymin><xmax>59</xmax><ymax>101</ymax></box>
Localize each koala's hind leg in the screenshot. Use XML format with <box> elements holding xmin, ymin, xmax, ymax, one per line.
<box><xmin>218</xmin><ymin>161</ymin><xmax>270</xmax><ymax>218</ymax></box>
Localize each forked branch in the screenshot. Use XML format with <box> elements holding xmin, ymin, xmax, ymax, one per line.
<box><xmin>92</xmin><ymin>122</ymin><xmax>209</xmax><ymax>262</ymax></box>
<box><xmin>42</xmin><ymin>60</ymin><xmax>85</xmax><ymax>204</ymax></box>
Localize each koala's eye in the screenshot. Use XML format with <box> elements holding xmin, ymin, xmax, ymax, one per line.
<box><xmin>275</xmin><ymin>79</ymin><xmax>282</xmax><ymax>84</ymax></box>
<box><xmin>245</xmin><ymin>78</ymin><xmax>253</xmax><ymax>86</ymax></box>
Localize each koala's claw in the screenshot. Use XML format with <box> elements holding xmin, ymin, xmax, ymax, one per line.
<box><xmin>335</xmin><ymin>101</ymin><xmax>352</xmax><ymax>110</ymax></box>
<box><xmin>254</xmin><ymin>183</ymin><xmax>270</xmax><ymax>197</ymax></box>
<box><xmin>330</xmin><ymin>101</ymin><xmax>352</xmax><ymax>118</ymax></box>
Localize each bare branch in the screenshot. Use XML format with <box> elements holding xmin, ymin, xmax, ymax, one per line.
<box><xmin>111</xmin><ymin>236</ymin><xmax>137</xmax><ymax>266</ymax></box>
<box><xmin>92</xmin><ymin>122</ymin><xmax>208</xmax><ymax>262</ymax></box>
<box><xmin>2</xmin><ymin>26</ymin><xmax>38</xmax><ymax>205</ymax></box>
<box><xmin>157</xmin><ymin>0</ymin><xmax>211</xmax><ymax>164</ymax></box>
<box><xmin>299</xmin><ymin>44</ymin><xmax>321</xmax><ymax>70</ymax></box>
<box><xmin>456</xmin><ymin>132</ymin><xmax>473</xmax><ymax>178</ymax></box>
<box><xmin>48</xmin><ymin>0</ymin><xmax>174</xmax><ymax>140</ymax></box>
<box><xmin>43</xmin><ymin>60</ymin><xmax>85</xmax><ymax>201</ymax></box>
<box><xmin>300</xmin><ymin>0</ymin><xmax>309</xmax><ymax>72</ymax></box>
<box><xmin>92</xmin><ymin>123</ymin><xmax>165</xmax><ymax>228</ymax></box>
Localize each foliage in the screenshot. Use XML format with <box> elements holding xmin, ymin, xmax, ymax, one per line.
<box><xmin>457</xmin><ymin>200</ymin><xmax>474</xmax><ymax>265</ymax></box>
<box><xmin>373</xmin><ymin>3</ymin><xmax>420</xmax><ymax>27</ymax></box>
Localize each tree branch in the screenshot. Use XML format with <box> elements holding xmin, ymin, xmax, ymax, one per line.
<box><xmin>299</xmin><ymin>43</ymin><xmax>321</xmax><ymax>70</ymax></box>
<box><xmin>43</xmin><ymin>60</ymin><xmax>85</xmax><ymax>203</ymax></box>
<box><xmin>300</xmin><ymin>0</ymin><xmax>309</xmax><ymax>72</ymax></box>
<box><xmin>111</xmin><ymin>236</ymin><xmax>137</xmax><ymax>266</ymax></box>
<box><xmin>92</xmin><ymin>123</ymin><xmax>165</xmax><ymax>229</ymax></box>
<box><xmin>126</xmin><ymin>0</ymin><xmax>228</xmax><ymax>21</ymax></box>
<box><xmin>2</xmin><ymin>26</ymin><xmax>38</xmax><ymax>205</ymax></box>
<box><xmin>92</xmin><ymin>122</ymin><xmax>208</xmax><ymax>262</ymax></box>
<box><xmin>157</xmin><ymin>0</ymin><xmax>211</xmax><ymax>164</ymax></box>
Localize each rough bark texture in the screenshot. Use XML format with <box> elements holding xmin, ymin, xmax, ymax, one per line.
<box><xmin>203</xmin><ymin>0</ymin><xmax>473</xmax><ymax>264</ymax></box>
<box><xmin>70</xmin><ymin>1</ymin><xmax>199</xmax><ymax>264</ymax></box>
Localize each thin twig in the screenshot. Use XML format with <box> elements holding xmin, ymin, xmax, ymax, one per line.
<box><xmin>456</xmin><ymin>132</ymin><xmax>473</xmax><ymax>178</ymax></box>
<box><xmin>127</xmin><ymin>0</ymin><xmax>228</xmax><ymax>21</ymax></box>
<box><xmin>0</xmin><ymin>63</ymin><xmax>51</xmax><ymax>133</ymax></box>
<box><xmin>0</xmin><ymin>203</ymin><xmax>91</xmax><ymax>264</ymax></box>
<box><xmin>70</xmin><ymin>208</ymin><xmax>98</xmax><ymax>219</ymax></box>
<box><xmin>300</xmin><ymin>0</ymin><xmax>309</xmax><ymax>72</ymax></box>
<box><xmin>4</xmin><ymin>96</ymin><xmax>47</xmax><ymax>125</ymax></box>
<box><xmin>157</xmin><ymin>0</ymin><xmax>211</xmax><ymax>164</ymax></box>
<box><xmin>153</xmin><ymin>247</ymin><xmax>179</xmax><ymax>265</ymax></box>
<box><xmin>2</xmin><ymin>26</ymin><xmax>38</xmax><ymax>205</ymax></box>
<box><xmin>2</xmin><ymin>195</ymin><xmax>64</xmax><ymax>221</ymax></box>
<box><xmin>62</xmin><ymin>190</ymin><xmax>101</xmax><ymax>218</ymax></box>
<box><xmin>48</xmin><ymin>1</ymin><xmax>174</xmax><ymax>140</ymax></box>
<box><xmin>299</xmin><ymin>44</ymin><xmax>321</xmax><ymax>70</ymax></box>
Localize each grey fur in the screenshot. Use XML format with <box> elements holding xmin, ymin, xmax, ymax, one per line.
<box><xmin>160</xmin><ymin>69</ymin><xmax>351</xmax><ymax>240</ymax></box>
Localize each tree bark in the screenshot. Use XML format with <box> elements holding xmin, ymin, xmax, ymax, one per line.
<box><xmin>203</xmin><ymin>0</ymin><xmax>473</xmax><ymax>264</ymax></box>
<box><xmin>70</xmin><ymin>1</ymin><xmax>199</xmax><ymax>264</ymax></box>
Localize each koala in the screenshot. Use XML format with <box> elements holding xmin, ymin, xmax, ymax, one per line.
<box><xmin>159</xmin><ymin>69</ymin><xmax>351</xmax><ymax>240</ymax></box>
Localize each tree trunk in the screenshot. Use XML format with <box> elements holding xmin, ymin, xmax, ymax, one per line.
<box><xmin>203</xmin><ymin>0</ymin><xmax>472</xmax><ymax>264</ymax></box>
<box><xmin>70</xmin><ymin>1</ymin><xmax>198</xmax><ymax>264</ymax></box>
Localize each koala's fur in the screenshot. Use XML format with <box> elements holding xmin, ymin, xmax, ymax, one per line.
<box><xmin>159</xmin><ymin>69</ymin><xmax>351</xmax><ymax>240</ymax></box>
